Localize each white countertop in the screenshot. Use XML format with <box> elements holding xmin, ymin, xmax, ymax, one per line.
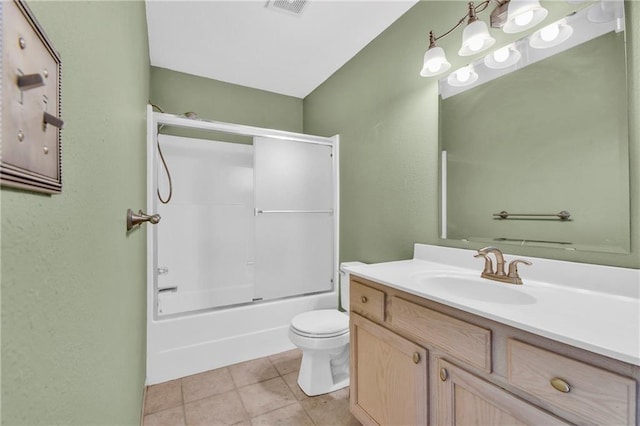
<box><xmin>344</xmin><ymin>244</ymin><xmax>640</xmax><ymax>366</ymax></box>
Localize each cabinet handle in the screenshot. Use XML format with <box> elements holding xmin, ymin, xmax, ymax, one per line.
<box><xmin>412</xmin><ymin>352</ymin><xmax>421</xmax><ymax>364</ymax></box>
<box><xmin>439</xmin><ymin>368</ymin><xmax>448</xmax><ymax>381</ymax></box>
<box><xmin>361</xmin><ymin>296</ymin><xmax>368</xmax><ymax>303</ymax></box>
<box><xmin>550</xmin><ymin>377</ymin><xmax>571</xmax><ymax>393</ymax></box>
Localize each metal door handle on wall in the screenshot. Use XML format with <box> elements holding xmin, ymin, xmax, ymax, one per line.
<box><xmin>127</xmin><ymin>209</ymin><xmax>161</xmax><ymax>231</ymax></box>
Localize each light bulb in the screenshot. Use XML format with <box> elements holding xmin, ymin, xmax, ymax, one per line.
<box><xmin>447</xmin><ymin>65</ymin><xmax>478</xmax><ymax>86</ymax></box>
<box><xmin>529</xmin><ymin>19</ymin><xmax>572</xmax><ymax>49</ymax></box>
<box><xmin>484</xmin><ymin>44</ymin><xmax>520</xmax><ymax>69</ymax></box>
<box><xmin>540</xmin><ymin>23</ymin><xmax>559</xmax><ymax>42</ymax></box>
<box><xmin>514</xmin><ymin>10</ymin><xmax>534</xmax><ymax>27</ymax></box>
<box><xmin>467</xmin><ymin>38</ymin><xmax>484</xmax><ymax>52</ymax></box>
<box><xmin>427</xmin><ymin>60</ymin><xmax>443</xmax><ymax>73</ymax></box>
<box><xmin>493</xmin><ymin>46</ymin><xmax>510</xmax><ymax>63</ymax></box>
<box><xmin>456</xmin><ymin>67</ymin><xmax>471</xmax><ymax>82</ymax></box>
<box><xmin>459</xmin><ymin>20</ymin><xmax>495</xmax><ymax>56</ymax></box>
<box><xmin>420</xmin><ymin>46</ymin><xmax>450</xmax><ymax>77</ymax></box>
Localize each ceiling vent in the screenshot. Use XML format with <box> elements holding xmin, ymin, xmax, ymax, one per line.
<box><xmin>265</xmin><ymin>0</ymin><xmax>308</xmax><ymax>16</ymax></box>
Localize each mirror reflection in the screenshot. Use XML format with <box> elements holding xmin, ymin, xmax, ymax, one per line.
<box><xmin>439</xmin><ymin>0</ymin><xmax>629</xmax><ymax>253</ymax></box>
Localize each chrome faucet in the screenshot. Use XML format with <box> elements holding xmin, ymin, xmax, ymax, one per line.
<box><xmin>474</xmin><ymin>246</ymin><xmax>531</xmax><ymax>285</ymax></box>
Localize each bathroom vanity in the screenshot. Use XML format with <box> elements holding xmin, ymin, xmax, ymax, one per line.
<box><xmin>346</xmin><ymin>244</ymin><xmax>640</xmax><ymax>425</ymax></box>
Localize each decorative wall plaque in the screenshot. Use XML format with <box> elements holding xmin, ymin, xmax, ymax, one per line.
<box><xmin>2</xmin><ymin>0</ymin><xmax>63</xmax><ymax>194</ymax></box>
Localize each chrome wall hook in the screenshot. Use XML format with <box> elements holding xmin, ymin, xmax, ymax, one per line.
<box><xmin>127</xmin><ymin>208</ymin><xmax>161</xmax><ymax>231</ymax></box>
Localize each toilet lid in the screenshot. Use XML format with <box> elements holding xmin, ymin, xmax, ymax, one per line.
<box><xmin>291</xmin><ymin>309</ymin><xmax>349</xmax><ymax>337</ymax></box>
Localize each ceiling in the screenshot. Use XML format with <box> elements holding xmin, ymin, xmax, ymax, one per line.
<box><xmin>145</xmin><ymin>0</ymin><xmax>418</xmax><ymax>98</ymax></box>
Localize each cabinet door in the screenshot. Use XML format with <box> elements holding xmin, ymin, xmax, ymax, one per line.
<box><xmin>436</xmin><ymin>358</ymin><xmax>569</xmax><ymax>425</ymax></box>
<box><xmin>350</xmin><ymin>313</ymin><xmax>428</xmax><ymax>426</ymax></box>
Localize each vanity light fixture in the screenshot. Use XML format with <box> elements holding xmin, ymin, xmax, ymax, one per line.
<box><xmin>420</xmin><ymin>31</ymin><xmax>451</xmax><ymax>77</ymax></box>
<box><xmin>447</xmin><ymin>64</ymin><xmax>479</xmax><ymax>87</ymax></box>
<box><xmin>484</xmin><ymin>44</ymin><xmax>521</xmax><ymax>69</ymax></box>
<box><xmin>529</xmin><ymin>19</ymin><xmax>573</xmax><ymax>49</ymax></box>
<box><xmin>419</xmin><ymin>0</ymin><xmax>549</xmax><ymax>77</ymax></box>
<box><xmin>502</xmin><ymin>0</ymin><xmax>548</xmax><ymax>33</ymax></box>
<box><xmin>459</xmin><ymin>2</ymin><xmax>496</xmax><ymax>56</ymax></box>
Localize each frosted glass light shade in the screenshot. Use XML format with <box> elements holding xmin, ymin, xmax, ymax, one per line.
<box><xmin>420</xmin><ymin>46</ymin><xmax>451</xmax><ymax>77</ymax></box>
<box><xmin>484</xmin><ymin>45</ymin><xmax>521</xmax><ymax>69</ymax></box>
<box><xmin>529</xmin><ymin>20</ymin><xmax>573</xmax><ymax>49</ymax></box>
<box><xmin>503</xmin><ymin>0</ymin><xmax>548</xmax><ymax>33</ymax></box>
<box><xmin>447</xmin><ymin>65</ymin><xmax>478</xmax><ymax>87</ymax></box>
<box><xmin>459</xmin><ymin>20</ymin><xmax>496</xmax><ymax>56</ymax></box>
<box><xmin>588</xmin><ymin>1</ymin><xmax>616</xmax><ymax>23</ymax></box>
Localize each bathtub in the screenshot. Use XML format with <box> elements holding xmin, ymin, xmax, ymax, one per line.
<box><xmin>146</xmin><ymin>290</ymin><xmax>337</xmax><ymax>384</ymax></box>
<box><xmin>145</xmin><ymin>108</ymin><xmax>340</xmax><ymax>385</ymax></box>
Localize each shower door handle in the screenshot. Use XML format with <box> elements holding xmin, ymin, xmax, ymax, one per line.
<box><xmin>255</xmin><ymin>209</ymin><xmax>334</xmax><ymax>214</ymax></box>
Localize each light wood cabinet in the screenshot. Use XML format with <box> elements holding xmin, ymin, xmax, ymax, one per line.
<box><xmin>350</xmin><ymin>313</ymin><xmax>428</xmax><ymax>425</ymax></box>
<box><xmin>436</xmin><ymin>358</ymin><xmax>569</xmax><ymax>425</ymax></box>
<box><xmin>391</xmin><ymin>296</ymin><xmax>491</xmax><ymax>373</ymax></box>
<box><xmin>507</xmin><ymin>339</ymin><xmax>637</xmax><ymax>425</ymax></box>
<box><xmin>348</xmin><ymin>275</ymin><xmax>639</xmax><ymax>426</ymax></box>
<box><xmin>350</xmin><ymin>281</ymin><xmax>386</xmax><ymax>322</ymax></box>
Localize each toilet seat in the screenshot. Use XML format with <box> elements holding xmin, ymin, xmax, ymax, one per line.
<box><xmin>290</xmin><ymin>309</ymin><xmax>349</xmax><ymax>338</ymax></box>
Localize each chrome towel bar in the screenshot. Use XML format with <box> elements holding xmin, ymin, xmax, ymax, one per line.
<box><xmin>493</xmin><ymin>210</ymin><xmax>571</xmax><ymax>220</ymax></box>
<box><xmin>255</xmin><ymin>209</ymin><xmax>333</xmax><ymax>214</ymax></box>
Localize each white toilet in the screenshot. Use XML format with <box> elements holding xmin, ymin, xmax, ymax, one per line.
<box><xmin>288</xmin><ymin>261</ymin><xmax>364</xmax><ymax>396</ymax></box>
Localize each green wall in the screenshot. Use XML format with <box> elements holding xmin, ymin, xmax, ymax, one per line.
<box><xmin>150</xmin><ymin>66</ymin><xmax>303</xmax><ymax>143</ymax></box>
<box><xmin>1</xmin><ymin>1</ymin><xmax>149</xmax><ymax>424</ymax></box>
<box><xmin>304</xmin><ymin>1</ymin><xmax>640</xmax><ymax>268</ymax></box>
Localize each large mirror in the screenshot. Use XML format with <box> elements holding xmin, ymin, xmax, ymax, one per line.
<box><xmin>439</xmin><ymin>0</ymin><xmax>629</xmax><ymax>253</ymax></box>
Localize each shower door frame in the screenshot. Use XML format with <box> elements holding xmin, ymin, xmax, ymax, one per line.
<box><xmin>145</xmin><ymin>106</ymin><xmax>340</xmax><ymax>383</ymax></box>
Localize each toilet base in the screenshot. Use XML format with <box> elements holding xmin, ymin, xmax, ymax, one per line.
<box><xmin>296</xmin><ymin>342</ymin><xmax>350</xmax><ymax>396</ymax></box>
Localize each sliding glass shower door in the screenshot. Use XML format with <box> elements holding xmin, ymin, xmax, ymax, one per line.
<box><xmin>155</xmin><ymin>135</ymin><xmax>256</xmax><ymax>316</ymax></box>
<box><xmin>253</xmin><ymin>137</ymin><xmax>335</xmax><ymax>301</ymax></box>
<box><xmin>154</xmin><ymin>133</ymin><xmax>336</xmax><ymax>317</ymax></box>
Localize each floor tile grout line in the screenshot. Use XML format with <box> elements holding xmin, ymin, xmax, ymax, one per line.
<box><xmin>234</xmin><ymin>386</ymin><xmax>253</xmax><ymax>424</ymax></box>
<box><xmin>299</xmin><ymin>399</ymin><xmax>319</xmax><ymax>426</ymax></box>
<box><xmin>249</xmin><ymin>400</ymin><xmax>301</xmax><ymax>422</ymax></box>
<box><xmin>181</xmin><ymin>375</ymin><xmax>190</xmax><ymax>426</ymax></box>
<box><xmin>144</xmin><ymin>351</ymin><xmax>310</xmax><ymax>423</ymax></box>
<box><xmin>179</xmin><ymin>377</ymin><xmax>185</xmax><ymax>426</ymax></box>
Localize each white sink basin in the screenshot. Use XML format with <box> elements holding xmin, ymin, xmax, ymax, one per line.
<box><xmin>343</xmin><ymin>244</ymin><xmax>640</xmax><ymax>365</ymax></box>
<box><xmin>417</xmin><ymin>273</ymin><xmax>537</xmax><ymax>305</ymax></box>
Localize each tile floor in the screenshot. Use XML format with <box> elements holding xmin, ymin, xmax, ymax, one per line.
<box><xmin>142</xmin><ymin>349</ymin><xmax>361</xmax><ymax>426</ymax></box>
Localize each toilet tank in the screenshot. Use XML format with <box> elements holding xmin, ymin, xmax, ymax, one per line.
<box><xmin>339</xmin><ymin>262</ymin><xmax>365</xmax><ymax>312</ymax></box>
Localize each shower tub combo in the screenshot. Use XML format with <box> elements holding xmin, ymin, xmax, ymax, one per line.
<box><xmin>145</xmin><ymin>107</ymin><xmax>339</xmax><ymax>384</ymax></box>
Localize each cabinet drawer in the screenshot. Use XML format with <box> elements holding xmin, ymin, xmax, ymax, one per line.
<box><xmin>437</xmin><ymin>358</ymin><xmax>569</xmax><ymax>425</ymax></box>
<box><xmin>391</xmin><ymin>297</ymin><xmax>491</xmax><ymax>372</ymax></box>
<box><xmin>507</xmin><ymin>339</ymin><xmax>636</xmax><ymax>425</ymax></box>
<box><xmin>350</xmin><ymin>279</ymin><xmax>385</xmax><ymax>322</ymax></box>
